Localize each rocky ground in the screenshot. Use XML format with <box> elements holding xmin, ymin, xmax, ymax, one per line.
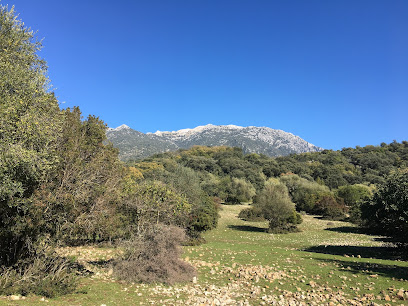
<box><xmin>2</xmin><ymin>205</ymin><xmax>407</xmax><ymax>305</ymax></box>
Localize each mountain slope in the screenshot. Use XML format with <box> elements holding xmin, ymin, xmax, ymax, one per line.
<box><xmin>107</xmin><ymin>124</ymin><xmax>322</xmax><ymax>161</ymax></box>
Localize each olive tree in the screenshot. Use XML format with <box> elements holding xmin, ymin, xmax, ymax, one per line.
<box><xmin>254</xmin><ymin>179</ymin><xmax>302</xmax><ymax>233</ymax></box>
<box><xmin>361</xmin><ymin>169</ymin><xmax>408</xmax><ymax>247</ymax></box>
<box><xmin>0</xmin><ymin>4</ymin><xmax>62</xmax><ymax>266</ymax></box>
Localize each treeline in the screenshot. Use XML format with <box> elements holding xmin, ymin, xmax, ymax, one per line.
<box><xmin>275</xmin><ymin>142</ymin><xmax>408</xmax><ymax>188</ymax></box>
<box><xmin>0</xmin><ymin>5</ymin><xmax>214</xmax><ymax>297</ymax></box>
<box><xmin>130</xmin><ymin>140</ymin><xmax>408</xmax><ymax>240</ymax></box>
<box><xmin>1</xmin><ymin>3</ymin><xmax>407</xmax><ymax>299</ymax></box>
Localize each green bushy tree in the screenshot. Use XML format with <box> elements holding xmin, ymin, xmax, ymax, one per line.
<box><xmin>336</xmin><ymin>184</ymin><xmax>373</xmax><ymax>207</ymax></box>
<box><xmin>279</xmin><ymin>174</ymin><xmax>329</xmax><ymax>213</ymax></box>
<box><xmin>36</xmin><ymin>107</ymin><xmax>126</xmax><ymax>245</ymax></box>
<box><xmin>254</xmin><ymin>179</ymin><xmax>302</xmax><ymax>233</ymax></box>
<box><xmin>361</xmin><ymin>169</ymin><xmax>408</xmax><ymax>247</ymax></box>
<box><xmin>225</xmin><ymin>177</ymin><xmax>256</xmax><ymax>204</ymax></box>
<box><xmin>0</xmin><ymin>4</ymin><xmax>62</xmax><ymax>266</ymax></box>
<box><xmin>0</xmin><ymin>5</ymin><xmax>79</xmax><ymax>296</ymax></box>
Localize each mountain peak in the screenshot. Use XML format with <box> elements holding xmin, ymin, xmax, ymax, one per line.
<box><xmin>114</xmin><ymin>124</ymin><xmax>131</xmax><ymax>131</ymax></box>
<box><xmin>107</xmin><ymin>124</ymin><xmax>322</xmax><ymax>161</ymax></box>
<box><xmin>153</xmin><ymin>124</ymin><xmax>244</xmax><ymax>136</ymax></box>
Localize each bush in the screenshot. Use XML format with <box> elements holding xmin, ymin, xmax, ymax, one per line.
<box><xmin>254</xmin><ymin>179</ymin><xmax>302</xmax><ymax>233</ymax></box>
<box><xmin>279</xmin><ymin>174</ymin><xmax>330</xmax><ymax>213</ymax></box>
<box><xmin>314</xmin><ymin>195</ymin><xmax>347</xmax><ymax>220</ymax></box>
<box><xmin>0</xmin><ymin>242</ymin><xmax>77</xmax><ymax>297</ymax></box>
<box><xmin>113</xmin><ymin>225</ymin><xmax>196</xmax><ymax>284</ymax></box>
<box><xmin>361</xmin><ymin>169</ymin><xmax>408</xmax><ymax>247</ymax></box>
<box><xmin>186</xmin><ymin>197</ymin><xmax>219</xmax><ymax>239</ymax></box>
<box><xmin>225</xmin><ymin>177</ymin><xmax>256</xmax><ymax>204</ymax></box>
<box><xmin>335</xmin><ymin>184</ymin><xmax>373</xmax><ymax>207</ymax></box>
<box><xmin>238</xmin><ymin>206</ymin><xmax>265</xmax><ymax>221</ymax></box>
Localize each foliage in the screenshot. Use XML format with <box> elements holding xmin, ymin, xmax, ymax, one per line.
<box><xmin>276</xmin><ymin>142</ymin><xmax>408</xmax><ymax>189</ymax></box>
<box><xmin>224</xmin><ymin>177</ymin><xmax>256</xmax><ymax>204</ymax></box>
<box><xmin>253</xmin><ymin>179</ymin><xmax>302</xmax><ymax>233</ymax></box>
<box><xmin>113</xmin><ymin>224</ymin><xmax>195</xmax><ymax>284</ymax></box>
<box><xmin>120</xmin><ymin>181</ymin><xmax>191</xmax><ymax>236</ymax></box>
<box><xmin>34</xmin><ymin>107</ymin><xmax>125</xmax><ymax>245</ymax></box>
<box><xmin>335</xmin><ymin>184</ymin><xmax>373</xmax><ymax>207</ymax></box>
<box><xmin>0</xmin><ymin>240</ymin><xmax>77</xmax><ymax>297</ymax></box>
<box><xmin>279</xmin><ymin>174</ymin><xmax>330</xmax><ymax>213</ymax></box>
<box><xmin>0</xmin><ymin>4</ymin><xmax>62</xmax><ymax>266</ymax></box>
<box><xmin>238</xmin><ymin>206</ymin><xmax>265</xmax><ymax>222</ymax></box>
<box><xmin>314</xmin><ymin>195</ymin><xmax>347</xmax><ymax>220</ymax></box>
<box><xmin>361</xmin><ymin>169</ymin><xmax>408</xmax><ymax>247</ymax></box>
<box><xmin>128</xmin><ymin>162</ymin><xmax>219</xmax><ymax>239</ymax></box>
<box><xmin>335</xmin><ymin>184</ymin><xmax>374</xmax><ymax>223</ymax></box>
<box><xmin>187</xmin><ymin>196</ymin><xmax>219</xmax><ymax>238</ymax></box>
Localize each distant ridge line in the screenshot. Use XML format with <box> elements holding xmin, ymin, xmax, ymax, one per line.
<box><xmin>107</xmin><ymin>124</ymin><xmax>322</xmax><ymax>161</ymax></box>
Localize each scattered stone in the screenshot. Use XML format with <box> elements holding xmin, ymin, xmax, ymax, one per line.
<box><xmin>397</xmin><ymin>289</ymin><xmax>405</xmax><ymax>300</ymax></box>
<box><xmin>309</xmin><ymin>281</ymin><xmax>317</xmax><ymax>288</ymax></box>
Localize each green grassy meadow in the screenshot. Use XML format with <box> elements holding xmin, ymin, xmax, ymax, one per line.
<box><xmin>2</xmin><ymin>204</ymin><xmax>407</xmax><ymax>305</ymax></box>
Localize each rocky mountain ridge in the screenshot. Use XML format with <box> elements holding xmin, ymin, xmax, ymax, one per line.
<box><xmin>107</xmin><ymin>124</ymin><xmax>322</xmax><ymax>161</ymax></box>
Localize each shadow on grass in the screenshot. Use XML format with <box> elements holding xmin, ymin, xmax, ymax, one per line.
<box><xmin>88</xmin><ymin>258</ymin><xmax>114</xmax><ymax>268</ymax></box>
<box><xmin>227</xmin><ymin>225</ymin><xmax>266</xmax><ymax>233</ymax></box>
<box><xmin>325</xmin><ymin>226</ymin><xmax>363</xmax><ymax>234</ymax></box>
<box><xmin>314</xmin><ymin>258</ymin><xmax>408</xmax><ymax>280</ymax></box>
<box><xmin>304</xmin><ymin>245</ymin><xmax>406</xmax><ymax>261</ymax></box>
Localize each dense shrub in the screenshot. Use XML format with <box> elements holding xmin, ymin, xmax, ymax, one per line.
<box><xmin>361</xmin><ymin>169</ymin><xmax>408</xmax><ymax>247</ymax></box>
<box><xmin>279</xmin><ymin>174</ymin><xmax>329</xmax><ymax>213</ymax></box>
<box><xmin>314</xmin><ymin>195</ymin><xmax>347</xmax><ymax>220</ymax></box>
<box><xmin>0</xmin><ymin>242</ymin><xmax>77</xmax><ymax>297</ymax></box>
<box><xmin>254</xmin><ymin>179</ymin><xmax>302</xmax><ymax>233</ymax></box>
<box><xmin>187</xmin><ymin>197</ymin><xmax>219</xmax><ymax>239</ymax></box>
<box><xmin>335</xmin><ymin>184</ymin><xmax>373</xmax><ymax>207</ymax></box>
<box><xmin>238</xmin><ymin>206</ymin><xmax>265</xmax><ymax>221</ymax></box>
<box><xmin>225</xmin><ymin>177</ymin><xmax>256</xmax><ymax>204</ymax></box>
<box><xmin>113</xmin><ymin>225</ymin><xmax>195</xmax><ymax>284</ymax></box>
<box><xmin>129</xmin><ymin>164</ymin><xmax>219</xmax><ymax>240</ymax></box>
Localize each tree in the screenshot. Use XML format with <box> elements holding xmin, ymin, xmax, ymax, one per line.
<box><xmin>0</xmin><ymin>4</ymin><xmax>62</xmax><ymax>266</ymax></box>
<box><xmin>0</xmin><ymin>5</ymin><xmax>78</xmax><ymax>296</ymax></box>
<box><xmin>336</xmin><ymin>184</ymin><xmax>373</xmax><ymax>207</ymax></box>
<box><xmin>254</xmin><ymin>179</ymin><xmax>302</xmax><ymax>233</ymax></box>
<box><xmin>279</xmin><ymin>174</ymin><xmax>329</xmax><ymax>213</ymax></box>
<box><xmin>361</xmin><ymin>169</ymin><xmax>408</xmax><ymax>247</ymax></box>
<box><xmin>225</xmin><ymin>177</ymin><xmax>256</xmax><ymax>204</ymax></box>
<box><xmin>36</xmin><ymin>107</ymin><xmax>125</xmax><ymax>244</ymax></box>
<box><xmin>122</xmin><ymin>181</ymin><xmax>191</xmax><ymax>234</ymax></box>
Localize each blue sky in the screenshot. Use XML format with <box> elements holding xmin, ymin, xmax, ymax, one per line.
<box><xmin>5</xmin><ymin>0</ymin><xmax>408</xmax><ymax>150</ymax></box>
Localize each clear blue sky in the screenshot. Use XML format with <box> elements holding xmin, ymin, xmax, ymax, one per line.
<box><xmin>5</xmin><ymin>0</ymin><xmax>408</xmax><ymax>150</ymax></box>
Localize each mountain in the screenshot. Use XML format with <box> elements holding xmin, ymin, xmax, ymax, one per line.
<box><xmin>107</xmin><ymin>124</ymin><xmax>322</xmax><ymax>161</ymax></box>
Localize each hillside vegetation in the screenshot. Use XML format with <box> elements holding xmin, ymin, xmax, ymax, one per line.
<box><xmin>2</xmin><ymin>205</ymin><xmax>407</xmax><ymax>305</ymax></box>
<box><xmin>1</xmin><ymin>3</ymin><xmax>407</xmax><ymax>304</ymax></box>
<box><xmin>131</xmin><ymin>142</ymin><xmax>408</xmax><ymax>233</ymax></box>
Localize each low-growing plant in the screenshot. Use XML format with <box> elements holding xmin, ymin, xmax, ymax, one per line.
<box><xmin>238</xmin><ymin>206</ymin><xmax>265</xmax><ymax>221</ymax></box>
<box><xmin>0</xmin><ymin>242</ymin><xmax>77</xmax><ymax>297</ymax></box>
<box><xmin>113</xmin><ymin>224</ymin><xmax>196</xmax><ymax>284</ymax></box>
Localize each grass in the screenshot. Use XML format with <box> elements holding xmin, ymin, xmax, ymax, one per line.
<box><xmin>1</xmin><ymin>204</ymin><xmax>407</xmax><ymax>305</ymax></box>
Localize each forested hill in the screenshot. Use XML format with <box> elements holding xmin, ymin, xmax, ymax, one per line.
<box><xmin>275</xmin><ymin>141</ymin><xmax>408</xmax><ymax>189</ymax></box>
<box><xmin>133</xmin><ymin>140</ymin><xmax>408</xmax><ymax>191</ymax></box>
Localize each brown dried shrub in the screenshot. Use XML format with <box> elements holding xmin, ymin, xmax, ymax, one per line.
<box><xmin>0</xmin><ymin>242</ymin><xmax>77</xmax><ymax>297</ymax></box>
<box><xmin>113</xmin><ymin>224</ymin><xmax>195</xmax><ymax>284</ymax></box>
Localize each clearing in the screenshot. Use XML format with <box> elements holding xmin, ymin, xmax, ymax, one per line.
<box><xmin>2</xmin><ymin>204</ymin><xmax>407</xmax><ymax>305</ymax></box>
